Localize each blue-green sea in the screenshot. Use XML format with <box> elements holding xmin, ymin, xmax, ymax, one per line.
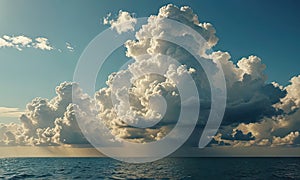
<box><xmin>0</xmin><ymin>157</ymin><xmax>299</xmax><ymax>179</ymax></box>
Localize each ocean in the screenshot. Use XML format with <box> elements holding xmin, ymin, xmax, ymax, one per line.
<box><xmin>0</xmin><ymin>157</ymin><xmax>299</xmax><ymax>179</ymax></box>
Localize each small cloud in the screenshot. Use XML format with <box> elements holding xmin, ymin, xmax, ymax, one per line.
<box><xmin>66</xmin><ymin>42</ymin><xmax>74</xmax><ymax>52</ymax></box>
<box><xmin>103</xmin><ymin>13</ymin><xmax>111</xmax><ymax>25</ymax></box>
<box><xmin>0</xmin><ymin>36</ymin><xmax>13</xmax><ymax>48</ymax></box>
<box><xmin>2</xmin><ymin>35</ymin><xmax>11</xmax><ymax>41</ymax></box>
<box><xmin>0</xmin><ymin>35</ymin><xmax>33</xmax><ymax>50</ymax></box>
<box><xmin>0</xmin><ymin>35</ymin><xmax>55</xmax><ymax>51</ymax></box>
<box><xmin>11</xmin><ymin>35</ymin><xmax>32</xmax><ymax>46</ymax></box>
<box><xmin>0</xmin><ymin>107</ymin><xmax>24</xmax><ymax>118</ymax></box>
<box><xmin>103</xmin><ymin>11</ymin><xmax>137</xmax><ymax>34</ymax></box>
<box><xmin>34</xmin><ymin>37</ymin><xmax>54</xmax><ymax>51</ymax></box>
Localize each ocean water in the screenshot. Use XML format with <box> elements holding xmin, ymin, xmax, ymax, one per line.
<box><xmin>0</xmin><ymin>158</ymin><xmax>299</xmax><ymax>179</ymax></box>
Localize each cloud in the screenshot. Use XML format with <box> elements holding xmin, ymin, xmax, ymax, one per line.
<box><xmin>99</xmin><ymin>4</ymin><xmax>298</xmax><ymax>147</ymax></box>
<box><xmin>0</xmin><ymin>35</ymin><xmax>54</xmax><ymax>51</ymax></box>
<box><xmin>272</xmin><ymin>131</ymin><xmax>299</xmax><ymax>147</ymax></box>
<box><xmin>33</xmin><ymin>37</ymin><xmax>54</xmax><ymax>51</ymax></box>
<box><xmin>10</xmin><ymin>35</ymin><xmax>32</xmax><ymax>47</ymax></box>
<box><xmin>0</xmin><ymin>107</ymin><xmax>24</xmax><ymax>118</ymax></box>
<box><xmin>0</xmin><ymin>35</ymin><xmax>32</xmax><ymax>50</ymax></box>
<box><xmin>275</xmin><ymin>75</ymin><xmax>300</xmax><ymax>113</ymax></box>
<box><xmin>212</xmin><ymin>76</ymin><xmax>300</xmax><ymax>147</ymax></box>
<box><xmin>0</xmin><ymin>123</ymin><xmax>23</xmax><ymax>146</ymax></box>
<box><xmin>96</xmin><ymin>4</ymin><xmax>288</xmax><ymax>145</ymax></box>
<box><xmin>66</xmin><ymin>42</ymin><xmax>74</xmax><ymax>52</ymax></box>
<box><xmin>0</xmin><ymin>82</ymin><xmax>92</xmax><ymax>146</ymax></box>
<box><xmin>0</xmin><ymin>37</ymin><xmax>13</xmax><ymax>48</ymax></box>
<box><xmin>0</xmin><ymin>35</ymin><xmax>76</xmax><ymax>52</ymax></box>
<box><xmin>103</xmin><ymin>10</ymin><xmax>137</xmax><ymax>34</ymax></box>
<box><xmin>210</xmin><ymin>52</ymin><xmax>286</xmax><ymax>125</ymax></box>
<box><xmin>0</xmin><ymin>4</ymin><xmax>299</xmax><ymax>149</ymax></box>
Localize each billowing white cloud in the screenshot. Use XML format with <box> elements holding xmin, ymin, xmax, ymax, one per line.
<box><xmin>0</xmin><ymin>123</ymin><xmax>23</xmax><ymax>146</ymax></box>
<box><xmin>96</xmin><ymin>4</ymin><xmax>222</xmax><ymax>142</ymax></box>
<box><xmin>94</xmin><ymin>4</ymin><xmax>286</xmax><ymax>145</ymax></box>
<box><xmin>0</xmin><ymin>4</ymin><xmax>299</xmax><ymax>149</ymax></box>
<box><xmin>0</xmin><ymin>82</ymin><xmax>92</xmax><ymax>146</ymax></box>
<box><xmin>275</xmin><ymin>75</ymin><xmax>300</xmax><ymax>113</ymax></box>
<box><xmin>103</xmin><ymin>10</ymin><xmax>137</xmax><ymax>34</ymax></box>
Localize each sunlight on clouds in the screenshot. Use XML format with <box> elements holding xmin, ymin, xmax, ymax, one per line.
<box><xmin>213</xmin><ymin>75</ymin><xmax>300</xmax><ymax>147</ymax></box>
<box><xmin>0</xmin><ymin>4</ymin><xmax>299</xmax><ymax>151</ymax></box>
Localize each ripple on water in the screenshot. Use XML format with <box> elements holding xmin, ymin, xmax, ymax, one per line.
<box><xmin>0</xmin><ymin>157</ymin><xmax>299</xmax><ymax>179</ymax></box>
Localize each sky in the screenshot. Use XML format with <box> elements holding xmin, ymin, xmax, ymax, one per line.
<box><xmin>1</xmin><ymin>0</ymin><xmax>300</xmax><ymax>110</ymax></box>
<box><xmin>0</xmin><ymin>0</ymin><xmax>300</xmax><ymax>156</ymax></box>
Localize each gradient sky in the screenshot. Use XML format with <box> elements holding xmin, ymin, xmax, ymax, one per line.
<box><xmin>0</xmin><ymin>0</ymin><xmax>300</xmax><ymax>125</ymax></box>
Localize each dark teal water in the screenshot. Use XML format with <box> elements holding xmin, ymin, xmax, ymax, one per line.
<box><xmin>0</xmin><ymin>158</ymin><xmax>299</xmax><ymax>179</ymax></box>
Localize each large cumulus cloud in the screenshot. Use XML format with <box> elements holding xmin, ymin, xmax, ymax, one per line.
<box><xmin>97</xmin><ymin>4</ymin><xmax>288</xmax><ymax>145</ymax></box>
<box><xmin>96</xmin><ymin>4</ymin><xmax>222</xmax><ymax>143</ymax></box>
<box><xmin>0</xmin><ymin>4</ymin><xmax>299</xmax><ymax>148</ymax></box>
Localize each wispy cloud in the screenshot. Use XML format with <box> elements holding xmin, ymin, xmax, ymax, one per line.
<box><xmin>66</xmin><ymin>42</ymin><xmax>74</xmax><ymax>52</ymax></box>
<box><xmin>0</xmin><ymin>107</ymin><xmax>23</xmax><ymax>118</ymax></box>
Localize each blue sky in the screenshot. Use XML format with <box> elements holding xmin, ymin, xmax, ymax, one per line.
<box><xmin>0</xmin><ymin>0</ymin><xmax>299</xmax><ymax>123</ymax></box>
<box><xmin>0</xmin><ymin>1</ymin><xmax>299</xmax><ymax>155</ymax></box>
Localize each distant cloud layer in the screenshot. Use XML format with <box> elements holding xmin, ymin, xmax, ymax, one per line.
<box><xmin>0</xmin><ymin>4</ymin><xmax>299</xmax><ymax>149</ymax></box>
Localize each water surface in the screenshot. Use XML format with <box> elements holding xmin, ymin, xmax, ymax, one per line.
<box><xmin>0</xmin><ymin>157</ymin><xmax>299</xmax><ymax>179</ymax></box>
